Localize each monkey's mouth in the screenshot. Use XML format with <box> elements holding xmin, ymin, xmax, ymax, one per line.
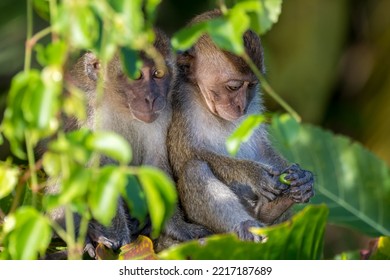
<box><xmin>129</xmin><ymin>104</ymin><xmax>166</xmax><ymax>123</ymax></box>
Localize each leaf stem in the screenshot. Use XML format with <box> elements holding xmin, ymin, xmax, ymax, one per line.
<box><xmin>25</xmin><ymin>131</ymin><xmax>39</xmax><ymax>207</ymax></box>
<box><xmin>242</xmin><ymin>53</ymin><xmax>301</xmax><ymax>123</ymax></box>
<box><xmin>24</xmin><ymin>0</ymin><xmax>34</xmax><ymax>72</ymax></box>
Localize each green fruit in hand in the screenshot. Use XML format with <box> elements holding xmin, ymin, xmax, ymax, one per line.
<box><xmin>279</xmin><ymin>173</ymin><xmax>291</xmax><ymax>185</ymax></box>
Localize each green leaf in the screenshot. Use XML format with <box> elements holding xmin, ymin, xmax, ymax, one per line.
<box><xmin>172</xmin><ymin>22</ymin><xmax>208</xmax><ymax>51</ymax></box>
<box><xmin>226</xmin><ymin>114</ymin><xmax>265</xmax><ymax>156</ymax></box>
<box><xmin>144</xmin><ymin>0</ymin><xmax>162</xmax><ymax>23</ymax></box>
<box><xmin>269</xmin><ymin>114</ymin><xmax>390</xmax><ymax>236</ymax></box>
<box><xmin>137</xmin><ymin>166</ymin><xmax>176</xmax><ymax>238</ymax></box>
<box><xmin>371</xmin><ymin>237</ymin><xmax>390</xmax><ymax>260</ymax></box>
<box><xmin>120</xmin><ymin>47</ymin><xmax>143</xmax><ymax>80</ymax></box>
<box><xmin>35</xmin><ymin>41</ymin><xmax>68</xmax><ymax>67</ymax></box>
<box><xmin>0</xmin><ymin>163</ymin><xmax>20</xmax><ymax>199</ymax></box>
<box><xmin>33</xmin><ymin>0</ymin><xmax>50</xmax><ymax>21</ymax></box>
<box><xmin>159</xmin><ymin>205</ymin><xmax>328</xmax><ymax>260</ymax></box>
<box><xmin>3</xmin><ymin>207</ymin><xmax>52</xmax><ymax>260</ymax></box>
<box><xmin>86</xmin><ymin>131</ymin><xmax>132</xmax><ymax>164</ymax></box>
<box><xmin>235</xmin><ymin>0</ymin><xmax>283</xmax><ymax>35</ymax></box>
<box><xmin>122</xmin><ymin>175</ymin><xmax>148</xmax><ymax>224</ymax></box>
<box><xmin>89</xmin><ymin>166</ymin><xmax>126</xmax><ymax>225</ymax></box>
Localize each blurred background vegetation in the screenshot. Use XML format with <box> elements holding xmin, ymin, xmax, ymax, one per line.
<box><xmin>0</xmin><ymin>0</ymin><xmax>389</xmax><ymax>259</ymax></box>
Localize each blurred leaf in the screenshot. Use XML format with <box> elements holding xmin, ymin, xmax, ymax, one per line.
<box><xmin>35</xmin><ymin>41</ymin><xmax>68</xmax><ymax>67</ymax></box>
<box><xmin>269</xmin><ymin>114</ymin><xmax>390</xmax><ymax>236</ymax></box>
<box><xmin>86</xmin><ymin>131</ymin><xmax>132</xmax><ymax>165</ymax></box>
<box><xmin>172</xmin><ymin>22</ymin><xmax>208</xmax><ymax>51</ymax></box>
<box><xmin>3</xmin><ymin>207</ymin><xmax>52</xmax><ymax>260</ymax></box>
<box><xmin>120</xmin><ymin>47</ymin><xmax>143</xmax><ymax>80</ymax></box>
<box><xmin>33</xmin><ymin>0</ymin><xmax>50</xmax><ymax>21</ymax></box>
<box><xmin>234</xmin><ymin>0</ymin><xmax>282</xmax><ymax>34</ymax></box>
<box><xmin>144</xmin><ymin>0</ymin><xmax>162</xmax><ymax>23</ymax></box>
<box><xmin>137</xmin><ymin>166</ymin><xmax>176</xmax><ymax>238</ymax></box>
<box><xmin>371</xmin><ymin>237</ymin><xmax>390</xmax><ymax>260</ymax></box>
<box><xmin>333</xmin><ymin>250</ymin><xmax>361</xmax><ymax>260</ymax></box>
<box><xmin>122</xmin><ymin>175</ymin><xmax>148</xmax><ymax>224</ymax></box>
<box><xmin>226</xmin><ymin>114</ymin><xmax>265</xmax><ymax>156</ymax></box>
<box><xmin>55</xmin><ymin>3</ymin><xmax>98</xmax><ymax>49</ymax></box>
<box><xmin>159</xmin><ymin>205</ymin><xmax>328</xmax><ymax>260</ymax></box>
<box><xmin>0</xmin><ymin>163</ymin><xmax>20</xmax><ymax>199</ymax></box>
<box><xmin>1</xmin><ymin>69</ymin><xmax>60</xmax><ymax>158</ymax></box>
<box><xmin>42</xmin><ymin>151</ymin><xmax>62</xmax><ymax>178</ymax></box>
<box><xmin>89</xmin><ymin>166</ymin><xmax>126</xmax><ymax>225</ymax></box>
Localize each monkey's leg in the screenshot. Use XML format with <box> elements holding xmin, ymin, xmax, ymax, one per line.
<box><xmin>254</xmin><ymin>195</ymin><xmax>294</xmax><ymax>225</ymax></box>
<box><xmin>179</xmin><ymin>159</ymin><xmax>263</xmax><ymax>241</ymax></box>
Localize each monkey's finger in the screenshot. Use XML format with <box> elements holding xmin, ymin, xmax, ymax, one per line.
<box><xmin>261</xmin><ymin>164</ymin><xmax>281</xmax><ymax>176</ymax></box>
<box><xmin>290</xmin><ymin>171</ymin><xmax>313</xmax><ymax>187</ymax></box>
<box><xmin>290</xmin><ymin>183</ymin><xmax>315</xmax><ymax>203</ymax></box>
<box><xmin>282</xmin><ymin>163</ymin><xmax>301</xmax><ymax>174</ymax></box>
<box><xmin>84</xmin><ymin>238</ymin><xmax>96</xmax><ymax>259</ymax></box>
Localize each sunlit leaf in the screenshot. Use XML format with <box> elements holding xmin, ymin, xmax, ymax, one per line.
<box><xmin>137</xmin><ymin>166</ymin><xmax>176</xmax><ymax>238</ymax></box>
<box><xmin>159</xmin><ymin>205</ymin><xmax>328</xmax><ymax>260</ymax></box>
<box><xmin>0</xmin><ymin>163</ymin><xmax>20</xmax><ymax>199</ymax></box>
<box><xmin>86</xmin><ymin>131</ymin><xmax>132</xmax><ymax>164</ymax></box>
<box><xmin>371</xmin><ymin>237</ymin><xmax>390</xmax><ymax>260</ymax></box>
<box><xmin>269</xmin><ymin>114</ymin><xmax>390</xmax><ymax>236</ymax></box>
<box><xmin>226</xmin><ymin>114</ymin><xmax>265</xmax><ymax>156</ymax></box>
<box><xmin>35</xmin><ymin>41</ymin><xmax>68</xmax><ymax>67</ymax></box>
<box><xmin>89</xmin><ymin>166</ymin><xmax>126</xmax><ymax>225</ymax></box>
<box><xmin>3</xmin><ymin>207</ymin><xmax>52</xmax><ymax>260</ymax></box>
<box><xmin>172</xmin><ymin>22</ymin><xmax>208</xmax><ymax>51</ymax></box>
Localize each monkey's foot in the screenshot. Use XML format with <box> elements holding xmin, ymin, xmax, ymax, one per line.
<box><xmin>233</xmin><ymin>220</ymin><xmax>264</xmax><ymax>242</ymax></box>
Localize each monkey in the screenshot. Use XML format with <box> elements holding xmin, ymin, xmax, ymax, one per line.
<box><xmin>167</xmin><ymin>9</ymin><xmax>315</xmax><ymax>242</ymax></box>
<box><xmin>43</xmin><ymin>29</ymin><xmax>211</xmax><ymax>258</ymax></box>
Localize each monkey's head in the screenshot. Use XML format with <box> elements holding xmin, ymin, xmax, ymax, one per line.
<box><xmin>75</xmin><ymin>29</ymin><xmax>172</xmax><ymax>124</ymax></box>
<box><xmin>178</xmin><ymin>9</ymin><xmax>264</xmax><ymax>122</ymax></box>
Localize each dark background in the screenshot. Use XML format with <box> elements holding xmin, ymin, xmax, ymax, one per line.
<box><xmin>1</xmin><ymin>0</ymin><xmax>389</xmax><ymax>258</ymax></box>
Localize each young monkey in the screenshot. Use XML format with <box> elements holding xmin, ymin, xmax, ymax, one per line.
<box><xmin>167</xmin><ymin>10</ymin><xmax>315</xmax><ymax>241</ymax></box>
<box><xmin>45</xmin><ymin>29</ymin><xmax>210</xmax><ymax>258</ymax></box>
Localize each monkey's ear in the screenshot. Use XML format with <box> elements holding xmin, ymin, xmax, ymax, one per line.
<box><xmin>84</xmin><ymin>52</ymin><xmax>100</xmax><ymax>81</ymax></box>
<box><xmin>177</xmin><ymin>50</ymin><xmax>195</xmax><ymax>78</ymax></box>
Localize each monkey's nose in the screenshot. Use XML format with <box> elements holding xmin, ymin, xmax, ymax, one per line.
<box><xmin>145</xmin><ymin>96</ymin><xmax>156</xmax><ymax>110</ymax></box>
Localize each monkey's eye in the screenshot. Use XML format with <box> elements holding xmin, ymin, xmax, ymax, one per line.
<box><xmin>153</xmin><ymin>69</ymin><xmax>165</xmax><ymax>79</ymax></box>
<box><xmin>226</xmin><ymin>81</ymin><xmax>243</xmax><ymax>92</ymax></box>
<box><xmin>248</xmin><ymin>81</ymin><xmax>258</xmax><ymax>89</ymax></box>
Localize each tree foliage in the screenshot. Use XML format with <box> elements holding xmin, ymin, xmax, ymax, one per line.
<box><xmin>0</xmin><ymin>0</ymin><xmax>389</xmax><ymax>260</ymax></box>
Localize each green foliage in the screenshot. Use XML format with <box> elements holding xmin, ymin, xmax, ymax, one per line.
<box><xmin>226</xmin><ymin>114</ymin><xmax>265</xmax><ymax>156</ymax></box>
<box><xmin>1</xmin><ymin>0</ymin><xmax>388</xmax><ymax>261</ymax></box>
<box><xmin>269</xmin><ymin>114</ymin><xmax>390</xmax><ymax>237</ymax></box>
<box><xmin>159</xmin><ymin>205</ymin><xmax>328</xmax><ymax>260</ymax></box>
<box><xmin>1</xmin><ymin>207</ymin><xmax>52</xmax><ymax>260</ymax></box>
<box><xmin>172</xmin><ymin>0</ymin><xmax>283</xmax><ymax>54</ymax></box>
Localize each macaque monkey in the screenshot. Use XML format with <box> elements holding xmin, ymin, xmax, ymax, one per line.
<box><xmin>167</xmin><ymin>10</ymin><xmax>315</xmax><ymax>241</ymax></box>
<box><xmin>45</xmin><ymin>29</ymin><xmax>210</xmax><ymax>258</ymax></box>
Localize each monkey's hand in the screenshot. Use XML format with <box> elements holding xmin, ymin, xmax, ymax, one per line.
<box><xmin>280</xmin><ymin>163</ymin><xmax>315</xmax><ymax>203</ymax></box>
<box><xmin>254</xmin><ymin>164</ymin><xmax>290</xmax><ymax>201</ymax></box>
<box><xmin>233</xmin><ymin>220</ymin><xmax>264</xmax><ymax>242</ymax></box>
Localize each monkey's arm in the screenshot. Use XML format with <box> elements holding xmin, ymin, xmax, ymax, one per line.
<box><xmin>178</xmin><ymin>159</ymin><xmax>263</xmax><ymax>241</ymax></box>
<box><xmin>195</xmin><ymin>149</ymin><xmax>287</xmax><ymax>201</ymax></box>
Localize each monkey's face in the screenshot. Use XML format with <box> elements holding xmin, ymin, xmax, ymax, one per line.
<box><xmin>107</xmin><ymin>58</ymin><xmax>170</xmax><ymax>123</ymax></box>
<box><xmin>194</xmin><ymin>53</ymin><xmax>257</xmax><ymax>121</ymax></box>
